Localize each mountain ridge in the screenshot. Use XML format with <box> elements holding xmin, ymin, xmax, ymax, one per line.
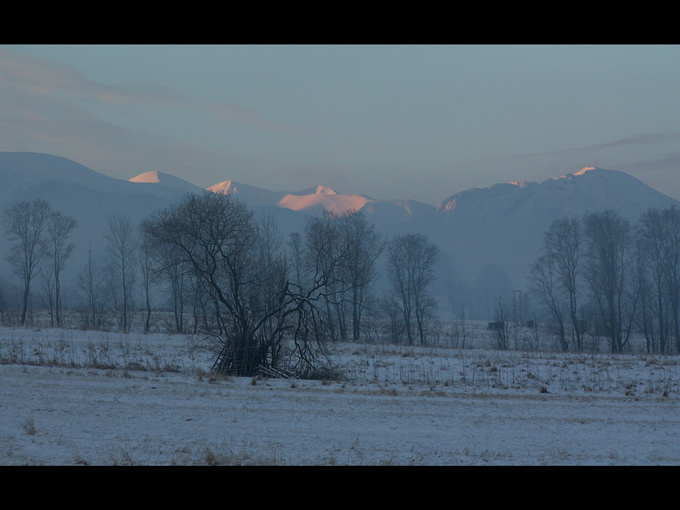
<box><xmin>2</xmin><ymin>152</ymin><xmax>679</xmax><ymax>318</ymax></box>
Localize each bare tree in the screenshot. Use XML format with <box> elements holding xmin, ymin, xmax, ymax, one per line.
<box><xmin>636</xmin><ymin>205</ymin><xmax>680</xmax><ymax>353</ymax></box>
<box><xmin>288</xmin><ymin>231</ymin><xmax>305</xmax><ymax>288</ymax></box>
<box><xmin>104</xmin><ymin>214</ymin><xmax>138</xmax><ymax>333</ymax></box>
<box><xmin>529</xmin><ymin>217</ymin><xmax>582</xmax><ymax>351</ymax></box>
<box><xmin>387</xmin><ymin>233</ymin><xmax>438</xmax><ymax>345</ymax></box>
<box><xmin>142</xmin><ymin>192</ymin><xmax>343</xmax><ymax>378</ymax></box>
<box><xmin>340</xmin><ymin>211</ymin><xmax>384</xmax><ymax>341</ymax></box>
<box><xmin>154</xmin><ymin>242</ymin><xmax>191</xmax><ymax>333</ymax></box>
<box><xmin>40</xmin><ymin>270</ymin><xmax>56</xmax><ymax>327</ymax></box>
<box><xmin>77</xmin><ymin>244</ymin><xmax>108</xmax><ymax>329</ymax></box>
<box><xmin>380</xmin><ymin>294</ymin><xmax>406</xmax><ymax>344</ymax></box>
<box><xmin>2</xmin><ymin>199</ymin><xmax>51</xmax><ymax>326</ymax></box>
<box><xmin>301</xmin><ymin>210</ymin><xmax>384</xmax><ymax>342</ymax></box>
<box><xmin>633</xmin><ymin>234</ymin><xmax>661</xmax><ymax>353</ymax></box>
<box><xmin>139</xmin><ymin>235</ymin><xmax>155</xmax><ymax>333</ymax></box>
<box><xmin>582</xmin><ymin>210</ymin><xmax>636</xmax><ymax>353</ymax></box>
<box><xmin>252</xmin><ymin>213</ymin><xmax>290</xmax><ymax>368</ymax></box>
<box><xmin>529</xmin><ymin>254</ymin><xmax>568</xmax><ymax>351</ymax></box>
<box><xmin>0</xmin><ymin>278</ymin><xmax>8</xmax><ymax>325</ymax></box>
<box><xmin>44</xmin><ymin>210</ymin><xmax>77</xmax><ymax>326</ymax></box>
<box><xmin>491</xmin><ymin>295</ymin><xmax>510</xmax><ymax>350</ymax></box>
<box><xmin>142</xmin><ymin>193</ymin><xmax>261</xmax><ymax>373</ymax></box>
<box><xmin>303</xmin><ymin>212</ymin><xmax>351</xmax><ymax>341</ymax></box>
<box><xmin>544</xmin><ymin>217</ymin><xmax>583</xmax><ymax>350</ymax></box>
<box><xmin>636</xmin><ymin>209</ymin><xmax>668</xmax><ymax>353</ymax></box>
<box><xmin>658</xmin><ymin>206</ymin><xmax>680</xmax><ymax>353</ymax></box>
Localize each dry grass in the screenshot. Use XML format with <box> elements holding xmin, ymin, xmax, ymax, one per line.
<box><xmin>22</xmin><ymin>415</ymin><xmax>36</xmax><ymax>435</ymax></box>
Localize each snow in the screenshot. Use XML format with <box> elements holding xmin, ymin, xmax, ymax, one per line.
<box><xmin>129</xmin><ymin>171</ymin><xmax>162</xmax><ymax>184</ymax></box>
<box><xmin>574</xmin><ymin>166</ymin><xmax>596</xmax><ymax>176</ymax></box>
<box><xmin>206</xmin><ymin>180</ymin><xmax>239</xmax><ymax>195</ymax></box>
<box><xmin>2</xmin><ymin>325</ymin><xmax>679</xmax><ymax>465</ymax></box>
<box><xmin>6</xmin><ymin>153</ymin><xmax>680</xmax><ymax>299</ymax></box>
<box><xmin>277</xmin><ymin>190</ymin><xmax>375</xmax><ymax>215</ymax></box>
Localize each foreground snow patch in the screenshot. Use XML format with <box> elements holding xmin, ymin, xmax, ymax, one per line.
<box><xmin>1</xmin><ymin>327</ymin><xmax>679</xmax><ymax>465</ymax></box>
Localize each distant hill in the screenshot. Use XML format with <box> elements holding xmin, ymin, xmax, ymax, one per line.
<box><xmin>1</xmin><ymin>152</ymin><xmax>678</xmax><ymax>318</ymax></box>
<box><xmin>429</xmin><ymin>167</ymin><xmax>680</xmax><ymax>315</ymax></box>
<box><xmin>0</xmin><ymin>152</ymin><xmax>195</xmax><ymax>298</ymax></box>
<box><xmin>128</xmin><ymin>170</ymin><xmax>203</xmax><ymax>194</ymax></box>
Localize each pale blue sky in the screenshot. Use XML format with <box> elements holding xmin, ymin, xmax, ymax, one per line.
<box><xmin>2</xmin><ymin>44</ymin><xmax>680</xmax><ymax>204</ymax></box>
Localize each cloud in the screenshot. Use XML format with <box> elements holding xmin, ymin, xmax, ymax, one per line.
<box><xmin>473</xmin><ymin>133</ymin><xmax>680</xmax><ymax>167</ymax></box>
<box><xmin>618</xmin><ymin>152</ymin><xmax>680</xmax><ymax>173</ymax></box>
<box><xmin>573</xmin><ymin>133</ymin><xmax>680</xmax><ymax>152</ymax></box>
<box><xmin>0</xmin><ymin>48</ymin><xmax>295</xmax><ymax>182</ymax></box>
<box><xmin>0</xmin><ymin>47</ymin><xmax>292</xmax><ymax>148</ymax></box>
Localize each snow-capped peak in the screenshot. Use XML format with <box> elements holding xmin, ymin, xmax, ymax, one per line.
<box><xmin>128</xmin><ymin>170</ymin><xmax>203</xmax><ymax>193</ymax></box>
<box><xmin>207</xmin><ymin>180</ymin><xmax>238</xmax><ymax>195</ymax></box>
<box><xmin>314</xmin><ymin>185</ymin><xmax>337</xmax><ymax>195</ymax></box>
<box><xmin>557</xmin><ymin>166</ymin><xmax>598</xmax><ymax>180</ymax></box>
<box><xmin>129</xmin><ymin>171</ymin><xmax>162</xmax><ymax>184</ymax></box>
<box><xmin>574</xmin><ymin>166</ymin><xmax>596</xmax><ymax>176</ymax></box>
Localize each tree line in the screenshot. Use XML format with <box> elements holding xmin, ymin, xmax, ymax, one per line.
<box><xmin>6</xmin><ymin>195</ymin><xmax>680</xmax><ymax>374</ymax></box>
<box><xmin>1</xmin><ymin>194</ymin><xmax>440</xmax><ymax>378</ymax></box>
<box><xmin>529</xmin><ymin>206</ymin><xmax>680</xmax><ymax>354</ymax></box>
<box><xmin>2</xmin><ymin>199</ymin><xmax>76</xmax><ymax>327</ymax></box>
<box><xmin>0</xmin><ymin>199</ymin><xmax>146</xmax><ymax>332</ymax></box>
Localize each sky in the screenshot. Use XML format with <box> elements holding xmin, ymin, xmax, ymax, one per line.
<box><xmin>2</xmin><ymin>44</ymin><xmax>680</xmax><ymax>205</ymax></box>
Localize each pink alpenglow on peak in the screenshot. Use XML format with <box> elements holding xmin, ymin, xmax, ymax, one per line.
<box><xmin>574</xmin><ymin>166</ymin><xmax>597</xmax><ymax>176</ymax></box>
<box><xmin>313</xmin><ymin>185</ymin><xmax>337</xmax><ymax>195</ymax></box>
<box><xmin>129</xmin><ymin>171</ymin><xmax>162</xmax><ymax>184</ymax></box>
<box><xmin>207</xmin><ymin>180</ymin><xmax>238</xmax><ymax>195</ymax></box>
<box><xmin>557</xmin><ymin>166</ymin><xmax>598</xmax><ymax>180</ymax></box>
<box><xmin>128</xmin><ymin>170</ymin><xmax>203</xmax><ymax>193</ymax></box>
<box><xmin>277</xmin><ymin>187</ymin><xmax>374</xmax><ymax>214</ymax></box>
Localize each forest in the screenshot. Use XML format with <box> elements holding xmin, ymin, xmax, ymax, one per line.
<box><xmin>3</xmin><ymin>192</ymin><xmax>680</xmax><ymax>380</ymax></box>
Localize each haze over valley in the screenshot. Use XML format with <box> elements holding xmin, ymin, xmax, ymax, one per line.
<box><xmin>1</xmin><ymin>151</ymin><xmax>678</xmax><ymax>321</ymax></box>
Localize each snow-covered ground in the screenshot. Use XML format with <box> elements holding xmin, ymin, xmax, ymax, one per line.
<box><xmin>1</xmin><ymin>325</ymin><xmax>679</xmax><ymax>465</ymax></box>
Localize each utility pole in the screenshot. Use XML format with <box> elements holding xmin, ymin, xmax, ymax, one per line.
<box><xmin>513</xmin><ymin>290</ymin><xmax>522</xmax><ymax>325</ymax></box>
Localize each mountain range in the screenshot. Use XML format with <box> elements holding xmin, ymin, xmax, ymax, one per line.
<box><xmin>1</xmin><ymin>151</ymin><xmax>678</xmax><ymax>318</ymax></box>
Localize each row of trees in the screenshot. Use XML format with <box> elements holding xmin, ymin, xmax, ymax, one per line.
<box><xmin>8</xmin><ymin>196</ymin><xmax>680</xmax><ymax>371</ymax></box>
<box><xmin>2</xmin><ymin>194</ymin><xmax>441</xmax><ymax>377</ymax></box>
<box><xmin>2</xmin><ymin>199</ymin><xmax>76</xmax><ymax>327</ymax></box>
<box><xmin>1</xmin><ymin>199</ymin><xmax>156</xmax><ymax>333</ymax></box>
<box><xmin>530</xmin><ymin>206</ymin><xmax>680</xmax><ymax>354</ymax></box>
<box><xmin>140</xmin><ymin>192</ymin><xmax>440</xmax><ymax>376</ymax></box>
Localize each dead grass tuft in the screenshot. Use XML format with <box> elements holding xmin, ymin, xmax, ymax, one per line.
<box><xmin>22</xmin><ymin>415</ymin><xmax>36</xmax><ymax>435</ymax></box>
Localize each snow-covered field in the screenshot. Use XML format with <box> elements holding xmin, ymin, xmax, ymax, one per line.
<box><xmin>1</xmin><ymin>324</ymin><xmax>679</xmax><ymax>465</ymax></box>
